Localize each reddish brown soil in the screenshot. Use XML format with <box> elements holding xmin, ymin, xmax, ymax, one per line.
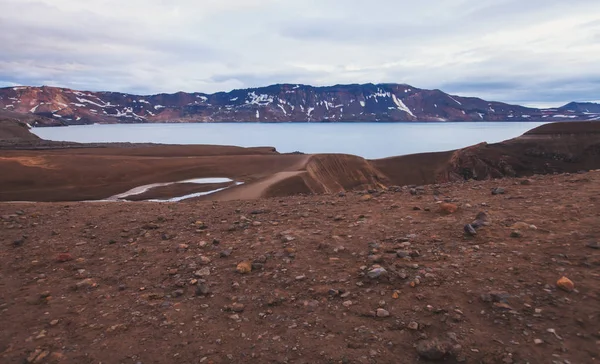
<box><xmin>0</xmin><ymin>146</ymin><xmax>306</xmax><ymax>202</ymax></box>
<box><xmin>1</xmin><ymin>172</ymin><xmax>599</xmax><ymax>363</ymax></box>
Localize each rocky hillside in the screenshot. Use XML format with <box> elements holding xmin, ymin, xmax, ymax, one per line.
<box><xmin>1</xmin><ymin>84</ymin><xmax>598</xmax><ymax>125</ymax></box>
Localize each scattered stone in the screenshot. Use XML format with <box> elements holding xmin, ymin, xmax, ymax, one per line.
<box><xmin>194</xmin><ymin>267</ymin><xmax>211</xmax><ymax>277</ymax></box>
<box><xmin>171</xmin><ymin>289</ymin><xmax>184</xmax><ymax>298</ymax></box>
<box><xmin>360</xmin><ymin>195</ymin><xmax>373</xmax><ymax>201</ymax></box>
<box><xmin>56</xmin><ymin>253</ymin><xmax>73</xmax><ymax>263</ymax></box>
<box><xmin>342</xmin><ymin>300</ymin><xmax>353</xmax><ymax>308</ymax></box>
<box><xmin>481</xmin><ymin>291</ymin><xmax>510</xmax><ymax>303</ymax></box>
<box><xmin>534</xmin><ymin>338</ymin><xmax>543</xmax><ymax>345</ymax></box>
<box><xmin>220</xmin><ymin>249</ymin><xmax>233</xmax><ymax>257</ymax></box>
<box><xmin>408</xmin><ymin>321</ymin><xmax>419</xmax><ymax>330</ymax></box>
<box><xmin>49</xmin><ymin>319</ymin><xmax>59</xmax><ymax>326</ymax></box>
<box><xmin>199</xmin><ymin>256</ymin><xmax>212</xmax><ymax>265</ymax></box>
<box><xmin>511</xmin><ymin>222</ymin><xmax>536</xmax><ymax>230</ymax></box>
<box><xmin>416</xmin><ymin>339</ymin><xmax>453</xmax><ymax>361</ymax></box>
<box><xmin>195</xmin><ymin>283</ymin><xmax>211</xmax><ymax>296</ymax></box>
<box><xmin>439</xmin><ymin>203</ymin><xmax>458</xmax><ymax>214</ymax></box>
<box><xmin>236</xmin><ymin>261</ymin><xmax>252</xmax><ymax>274</ymax></box>
<box><xmin>75</xmin><ymin>278</ymin><xmax>97</xmax><ymax>290</ymax></box>
<box><xmin>397</xmin><ymin>251</ymin><xmax>410</xmax><ymax>258</ymax></box>
<box><xmin>586</xmin><ymin>241</ymin><xmax>600</xmax><ymax>249</ymax></box>
<box><xmin>465</xmin><ymin>211</ymin><xmax>491</xmax><ymax>236</ymax></box>
<box><xmin>491</xmin><ymin>187</ymin><xmax>506</xmax><ymax>195</ymax></box>
<box><xmin>557</xmin><ymin>276</ymin><xmax>575</xmax><ymax>292</ymax></box>
<box><xmin>367</xmin><ymin>267</ymin><xmax>388</xmax><ymax>279</ymax></box>
<box><xmin>464</xmin><ymin>224</ymin><xmax>477</xmax><ymax>236</ymax></box>
<box><xmin>376</xmin><ymin>308</ymin><xmax>390</xmax><ymax>318</ymax></box>
<box><xmin>231</xmin><ymin>303</ymin><xmax>245</xmax><ymax>312</ymax></box>
<box><xmin>510</xmin><ymin>230</ymin><xmax>523</xmax><ymax>238</ymax></box>
<box><xmin>521</xmin><ymin>179</ymin><xmax>533</xmax><ymax>185</ymax></box>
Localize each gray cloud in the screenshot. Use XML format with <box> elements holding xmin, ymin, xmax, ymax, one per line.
<box><xmin>0</xmin><ymin>0</ymin><xmax>599</xmax><ymax>106</ymax></box>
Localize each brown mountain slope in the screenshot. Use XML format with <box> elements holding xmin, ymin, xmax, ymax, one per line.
<box><xmin>1</xmin><ymin>121</ymin><xmax>599</xmax><ymax>202</ymax></box>
<box><xmin>2</xmin><ymin>84</ymin><xmax>598</xmax><ymax>124</ymax></box>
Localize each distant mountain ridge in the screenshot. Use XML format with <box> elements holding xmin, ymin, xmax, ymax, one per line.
<box><xmin>0</xmin><ymin>83</ymin><xmax>598</xmax><ymax>126</ymax></box>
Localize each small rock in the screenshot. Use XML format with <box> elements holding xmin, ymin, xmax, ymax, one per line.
<box><xmin>56</xmin><ymin>253</ymin><xmax>73</xmax><ymax>263</ymax></box>
<box><xmin>520</xmin><ymin>179</ymin><xmax>533</xmax><ymax>185</ymax></box>
<box><xmin>172</xmin><ymin>289</ymin><xmax>184</xmax><ymax>298</ymax></box>
<box><xmin>510</xmin><ymin>230</ymin><xmax>522</xmax><ymax>238</ymax></box>
<box><xmin>408</xmin><ymin>321</ymin><xmax>419</xmax><ymax>330</ymax></box>
<box><xmin>194</xmin><ymin>267</ymin><xmax>211</xmax><ymax>277</ymax></box>
<box><xmin>236</xmin><ymin>261</ymin><xmax>252</xmax><ymax>274</ymax></box>
<box><xmin>464</xmin><ymin>224</ymin><xmax>477</xmax><ymax>236</ymax></box>
<box><xmin>75</xmin><ymin>278</ymin><xmax>97</xmax><ymax>290</ymax></box>
<box><xmin>416</xmin><ymin>339</ymin><xmax>453</xmax><ymax>361</ymax></box>
<box><xmin>439</xmin><ymin>203</ymin><xmax>458</xmax><ymax>214</ymax></box>
<box><xmin>534</xmin><ymin>338</ymin><xmax>543</xmax><ymax>345</ymax></box>
<box><xmin>231</xmin><ymin>303</ymin><xmax>245</xmax><ymax>312</ymax></box>
<box><xmin>376</xmin><ymin>308</ymin><xmax>390</xmax><ymax>318</ymax></box>
<box><xmin>367</xmin><ymin>267</ymin><xmax>388</xmax><ymax>279</ymax></box>
<box><xmin>195</xmin><ymin>283</ymin><xmax>211</xmax><ymax>296</ymax></box>
<box><xmin>220</xmin><ymin>249</ymin><xmax>233</xmax><ymax>257</ymax></box>
<box><xmin>199</xmin><ymin>256</ymin><xmax>212</xmax><ymax>265</ymax></box>
<box><xmin>586</xmin><ymin>241</ymin><xmax>600</xmax><ymax>249</ymax></box>
<box><xmin>361</xmin><ymin>194</ymin><xmax>373</xmax><ymax>201</ymax></box>
<box><xmin>491</xmin><ymin>187</ymin><xmax>506</xmax><ymax>195</ymax></box>
<box><xmin>556</xmin><ymin>276</ymin><xmax>575</xmax><ymax>292</ymax></box>
<box><xmin>342</xmin><ymin>300</ymin><xmax>353</xmax><ymax>307</ymax></box>
<box><xmin>49</xmin><ymin>319</ymin><xmax>59</xmax><ymax>326</ymax></box>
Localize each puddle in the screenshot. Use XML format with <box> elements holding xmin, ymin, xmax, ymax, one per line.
<box><xmin>148</xmin><ymin>182</ymin><xmax>244</xmax><ymax>202</ymax></box>
<box><xmin>107</xmin><ymin>177</ymin><xmax>239</xmax><ymax>202</ymax></box>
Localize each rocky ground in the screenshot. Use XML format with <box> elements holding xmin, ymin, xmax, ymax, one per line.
<box><xmin>1</xmin><ymin>171</ymin><xmax>599</xmax><ymax>364</ymax></box>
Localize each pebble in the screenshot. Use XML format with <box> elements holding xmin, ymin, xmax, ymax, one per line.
<box><xmin>342</xmin><ymin>300</ymin><xmax>353</xmax><ymax>308</ymax></box>
<box><xmin>438</xmin><ymin>203</ymin><xmax>458</xmax><ymax>214</ymax></box>
<box><xmin>408</xmin><ymin>321</ymin><xmax>419</xmax><ymax>330</ymax></box>
<box><xmin>367</xmin><ymin>267</ymin><xmax>387</xmax><ymax>279</ymax></box>
<box><xmin>491</xmin><ymin>187</ymin><xmax>506</xmax><ymax>195</ymax></box>
<box><xmin>195</xmin><ymin>283</ymin><xmax>210</xmax><ymax>296</ymax></box>
<box><xmin>220</xmin><ymin>249</ymin><xmax>233</xmax><ymax>257</ymax></box>
<box><xmin>556</xmin><ymin>277</ymin><xmax>575</xmax><ymax>292</ymax></box>
<box><xmin>510</xmin><ymin>230</ymin><xmax>523</xmax><ymax>238</ymax></box>
<box><xmin>236</xmin><ymin>261</ymin><xmax>252</xmax><ymax>274</ymax></box>
<box><xmin>231</xmin><ymin>303</ymin><xmax>245</xmax><ymax>312</ymax></box>
<box><xmin>586</xmin><ymin>241</ymin><xmax>600</xmax><ymax>249</ymax></box>
<box><xmin>194</xmin><ymin>267</ymin><xmax>211</xmax><ymax>277</ymax></box>
<box><xmin>56</xmin><ymin>253</ymin><xmax>73</xmax><ymax>263</ymax></box>
<box><xmin>376</xmin><ymin>308</ymin><xmax>390</xmax><ymax>318</ymax></box>
<box><xmin>75</xmin><ymin>278</ymin><xmax>97</xmax><ymax>290</ymax></box>
<box><xmin>416</xmin><ymin>339</ymin><xmax>453</xmax><ymax>360</ymax></box>
<box><xmin>534</xmin><ymin>339</ymin><xmax>543</xmax><ymax>345</ymax></box>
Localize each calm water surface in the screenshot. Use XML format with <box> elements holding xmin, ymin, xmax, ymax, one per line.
<box><xmin>33</xmin><ymin>122</ymin><xmax>547</xmax><ymax>159</ymax></box>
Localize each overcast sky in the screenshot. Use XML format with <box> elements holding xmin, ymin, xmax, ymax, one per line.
<box><xmin>1</xmin><ymin>0</ymin><xmax>599</xmax><ymax>106</ymax></box>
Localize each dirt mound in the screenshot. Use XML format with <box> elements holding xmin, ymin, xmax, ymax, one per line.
<box><xmin>1</xmin><ymin>171</ymin><xmax>599</xmax><ymax>364</ymax></box>
<box><xmin>0</xmin><ymin>120</ymin><xmax>40</xmax><ymax>142</ymax></box>
<box><xmin>524</xmin><ymin>120</ymin><xmax>600</xmax><ymax>135</ymax></box>
<box><xmin>371</xmin><ymin>121</ymin><xmax>600</xmax><ymax>184</ymax></box>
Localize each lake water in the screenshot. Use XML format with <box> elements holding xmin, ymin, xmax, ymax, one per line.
<box><xmin>33</xmin><ymin>122</ymin><xmax>547</xmax><ymax>159</ymax></box>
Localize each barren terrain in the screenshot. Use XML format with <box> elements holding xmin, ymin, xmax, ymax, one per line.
<box><xmin>1</xmin><ymin>171</ymin><xmax>599</xmax><ymax>363</ymax></box>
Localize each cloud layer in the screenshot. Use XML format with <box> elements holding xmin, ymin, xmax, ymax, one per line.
<box><xmin>1</xmin><ymin>0</ymin><xmax>599</xmax><ymax>106</ymax></box>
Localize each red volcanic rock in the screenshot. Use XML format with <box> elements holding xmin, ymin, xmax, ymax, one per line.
<box><xmin>1</xmin><ymin>84</ymin><xmax>596</xmax><ymax>125</ymax></box>
<box><xmin>56</xmin><ymin>253</ymin><xmax>73</xmax><ymax>262</ymax></box>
